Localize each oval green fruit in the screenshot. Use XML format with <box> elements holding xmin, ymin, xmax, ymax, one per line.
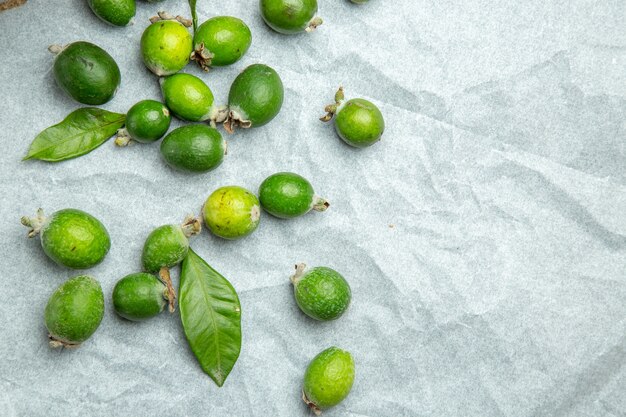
<box><xmin>87</xmin><ymin>0</ymin><xmax>136</xmax><ymax>26</ymax></box>
<box><xmin>224</xmin><ymin>64</ymin><xmax>284</xmax><ymax>133</ymax></box>
<box><xmin>203</xmin><ymin>186</ymin><xmax>260</xmax><ymax>240</ymax></box>
<box><xmin>160</xmin><ymin>124</ymin><xmax>225</xmax><ymax>173</ymax></box>
<box><xmin>116</xmin><ymin>99</ymin><xmax>171</xmax><ymax>145</ymax></box>
<box><xmin>142</xmin><ymin>216</ymin><xmax>201</xmax><ymax>273</ymax></box>
<box><xmin>161</xmin><ymin>73</ymin><xmax>216</xmax><ymax>122</ymax></box>
<box><xmin>141</xmin><ymin>19</ymin><xmax>193</xmax><ymax>76</ymax></box>
<box><xmin>112</xmin><ymin>272</ymin><xmax>168</xmax><ymax>321</ymax></box>
<box><xmin>51</xmin><ymin>41</ymin><xmax>121</xmax><ymax>105</ymax></box>
<box><xmin>259</xmin><ymin>172</ymin><xmax>328</xmax><ymax>219</ymax></box>
<box><xmin>45</xmin><ymin>275</ymin><xmax>105</xmax><ymax>348</ymax></box>
<box><xmin>192</xmin><ymin>16</ymin><xmax>252</xmax><ymax>70</ymax></box>
<box><xmin>291</xmin><ymin>264</ymin><xmax>351</xmax><ymax>321</ymax></box>
<box><xmin>303</xmin><ymin>347</ymin><xmax>355</xmax><ymax>414</ymax></box>
<box><xmin>260</xmin><ymin>0</ymin><xmax>322</xmax><ymax>34</ymax></box>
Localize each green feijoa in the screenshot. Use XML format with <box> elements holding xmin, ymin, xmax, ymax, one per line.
<box><xmin>141</xmin><ymin>18</ymin><xmax>193</xmax><ymax>76</ymax></box>
<box><xmin>45</xmin><ymin>275</ymin><xmax>105</xmax><ymax>348</ymax></box>
<box><xmin>203</xmin><ymin>186</ymin><xmax>260</xmax><ymax>240</ymax></box>
<box><xmin>260</xmin><ymin>0</ymin><xmax>322</xmax><ymax>34</ymax></box>
<box><xmin>116</xmin><ymin>100</ymin><xmax>171</xmax><ymax>146</ymax></box>
<box><xmin>21</xmin><ymin>208</ymin><xmax>110</xmax><ymax>269</ymax></box>
<box><xmin>50</xmin><ymin>41</ymin><xmax>121</xmax><ymax>105</ymax></box>
<box><xmin>291</xmin><ymin>264</ymin><xmax>351</xmax><ymax>321</ymax></box>
<box><xmin>112</xmin><ymin>272</ymin><xmax>168</xmax><ymax>321</ymax></box>
<box><xmin>161</xmin><ymin>73</ymin><xmax>217</xmax><ymax>122</ymax></box>
<box><xmin>224</xmin><ymin>64</ymin><xmax>284</xmax><ymax>133</ymax></box>
<box><xmin>87</xmin><ymin>0</ymin><xmax>136</xmax><ymax>26</ymax></box>
<box><xmin>259</xmin><ymin>172</ymin><xmax>329</xmax><ymax>219</ymax></box>
<box><xmin>303</xmin><ymin>347</ymin><xmax>355</xmax><ymax>414</ymax></box>
<box><xmin>191</xmin><ymin>16</ymin><xmax>252</xmax><ymax>71</ymax></box>
<box><xmin>160</xmin><ymin>124</ymin><xmax>225</xmax><ymax>173</ymax></box>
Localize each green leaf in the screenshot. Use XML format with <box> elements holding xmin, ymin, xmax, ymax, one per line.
<box><xmin>23</xmin><ymin>107</ymin><xmax>125</xmax><ymax>162</ymax></box>
<box><xmin>188</xmin><ymin>0</ymin><xmax>198</xmax><ymax>32</ymax></box>
<box><xmin>180</xmin><ymin>248</ymin><xmax>242</xmax><ymax>387</ymax></box>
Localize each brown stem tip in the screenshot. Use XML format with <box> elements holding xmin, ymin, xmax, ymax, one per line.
<box><xmin>302</xmin><ymin>390</ymin><xmax>322</xmax><ymax>415</ymax></box>
<box><xmin>149</xmin><ymin>11</ymin><xmax>192</xmax><ymax>27</ymax></box>
<box><xmin>159</xmin><ymin>267</ymin><xmax>177</xmax><ymax>313</ymax></box>
<box><xmin>320</xmin><ymin>86</ymin><xmax>344</xmax><ymax>122</ymax></box>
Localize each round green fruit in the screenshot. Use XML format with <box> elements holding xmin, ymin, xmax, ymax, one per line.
<box><xmin>192</xmin><ymin>16</ymin><xmax>252</xmax><ymax>70</ymax></box>
<box><xmin>141</xmin><ymin>18</ymin><xmax>193</xmax><ymax>76</ymax></box>
<box><xmin>160</xmin><ymin>73</ymin><xmax>218</xmax><ymax>122</ymax></box>
<box><xmin>45</xmin><ymin>275</ymin><xmax>105</xmax><ymax>348</ymax></box>
<box><xmin>112</xmin><ymin>272</ymin><xmax>168</xmax><ymax>321</ymax></box>
<box><xmin>21</xmin><ymin>208</ymin><xmax>110</xmax><ymax>269</ymax></box>
<box><xmin>291</xmin><ymin>264</ymin><xmax>351</xmax><ymax>321</ymax></box>
<box><xmin>87</xmin><ymin>0</ymin><xmax>136</xmax><ymax>26</ymax></box>
<box><xmin>260</xmin><ymin>0</ymin><xmax>322</xmax><ymax>34</ymax></box>
<box><xmin>259</xmin><ymin>172</ymin><xmax>328</xmax><ymax>219</ymax></box>
<box><xmin>50</xmin><ymin>41</ymin><xmax>121</xmax><ymax>105</ymax></box>
<box><xmin>116</xmin><ymin>99</ymin><xmax>171</xmax><ymax>146</ymax></box>
<box><xmin>203</xmin><ymin>186</ymin><xmax>260</xmax><ymax>240</ymax></box>
<box><xmin>160</xmin><ymin>124</ymin><xmax>225</xmax><ymax>173</ymax></box>
<box><xmin>303</xmin><ymin>347</ymin><xmax>355</xmax><ymax>414</ymax></box>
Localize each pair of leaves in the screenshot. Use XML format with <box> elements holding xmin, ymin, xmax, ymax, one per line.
<box><xmin>180</xmin><ymin>248</ymin><xmax>242</xmax><ymax>387</ymax></box>
<box><xmin>23</xmin><ymin>107</ymin><xmax>125</xmax><ymax>162</ymax></box>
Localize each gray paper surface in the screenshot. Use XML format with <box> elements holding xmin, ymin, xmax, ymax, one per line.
<box><xmin>1</xmin><ymin>1</ymin><xmax>625</xmax><ymax>416</ymax></box>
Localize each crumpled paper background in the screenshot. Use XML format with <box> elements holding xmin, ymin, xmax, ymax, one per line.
<box><xmin>1</xmin><ymin>1</ymin><xmax>625</xmax><ymax>416</ymax></box>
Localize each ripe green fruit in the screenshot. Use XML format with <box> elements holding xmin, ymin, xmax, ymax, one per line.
<box><xmin>141</xmin><ymin>17</ymin><xmax>193</xmax><ymax>76</ymax></box>
<box><xmin>50</xmin><ymin>41</ymin><xmax>121</xmax><ymax>105</ymax></box>
<box><xmin>291</xmin><ymin>264</ymin><xmax>351</xmax><ymax>321</ymax></box>
<box><xmin>223</xmin><ymin>64</ymin><xmax>284</xmax><ymax>133</ymax></box>
<box><xmin>21</xmin><ymin>208</ymin><xmax>110</xmax><ymax>269</ymax></box>
<box><xmin>259</xmin><ymin>172</ymin><xmax>328</xmax><ymax>219</ymax></box>
<box><xmin>303</xmin><ymin>347</ymin><xmax>355</xmax><ymax>414</ymax></box>
<box><xmin>116</xmin><ymin>100</ymin><xmax>171</xmax><ymax>146</ymax></box>
<box><xmin>203</xmin><ymin>186</ymin><xmax>260</xmax><ymax>240</ymax></box>
<box><xmin>260</xmin><ymin>0</ymin><xmax>323</xmax><ymax>34</ymax></box>
<box><xmin>161</xmin><ymin>73</ymin><xmax>220</xmax><ymax>122</ymax></box>
<box><xmin>87</xmin><ymin>0</ymin><xmax>136</xmax><ymax>26</ymax></box>
<box><xmin>160</xmin><ymin>124</ymin><xmax>226</xmax><ymax>173</ymax></box>
<box><xmin>112</xmin><ymin>272</ymin><xmax>169</xmax><ymax>321</ymax></box>
<box><xmin>45</xmin><ymin>275</ymin><xmax>105</xmax><ymax>348</ymax></box>
<box><xmin>191</xmin><ymin>16</ymin><xmax>252</xmax><ymax>71</ymax></box>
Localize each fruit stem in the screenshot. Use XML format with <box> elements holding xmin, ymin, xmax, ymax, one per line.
<box><xmin>114</xmin><ymin>128</ymin><xmax>132</xmax><ymax>147</ymax></box>
<box><xmin>311</xmin><ymin>196</ymin><xmax>330</xmax><ymax>212</ymax></box>
<box><xmin>159</xmin><ymin>266</ymin><xmax>177</xmax><ymax>313</ymax></box>
<box><xmin>48</xmin><ymin>335</ymin><xmax>80</xmax><ymax>349</ymax></box>
<box><xmin>305</xmin><ymin>17</ymin><xmax>323</xmax><ymax>33</ymax></box>
<box><xmin>290</xmin><ymin>263</ymin><xmax>307</xmax><ymax>285</ymax></box>
<box><xmin>21</xmin><ymin>208</ymin><xmax>46</xmax><ymax>238</ymax></box>
<box><xmin>320</xmin><ymin>86</ymin><xmax>344</xmax><ymax>122</ymax></box>
<box><xmin>223</xmin><ymin>108</ymin><xmax>252</xmax><ymax>134</ymax></box>
<box><xmin>302</xmin><ymin>390</ymin><xmax>322</xmax><ymax>415</ymax></box>
<box><xmin>181</xmin><ymin>215</ymin><xmax>202</xmax><ymax>237</ymax></box>
<box><xmin>190</xmin><ymin>42</ymin><xmax>215</xmax><ymax>72</ymax></box>
<box><xmin>149</xmin><ymin>11</ymin><xmax>192</xmax><ymax>27</ymax></box>
<box><xmin>48</xmin><ymin>44</ymin><xmax>65</xmax><ymax>55</ymax></box>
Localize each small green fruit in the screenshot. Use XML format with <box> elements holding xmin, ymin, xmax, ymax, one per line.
<box><xmin>21</xmin><ymin>208</ymin><xmax>110</xmax><ymax>269</ymax></box>
<box><xmin>112</xmin><ymin>272</ymin><xmax>169</xmax><ymax>321</ymax></box>
<box><xmin>260</xmin><ymin>0</ymin><xmax>322</xmax><ymax>34</ymax></box>
<box><xmin>203</xmin><ymin>186</ymin><xmax>260</xmax><ymax>240</ymax></box>
<box><xmin>224</xmin><ymin>64</ymin><xmax>284</xmax><ymax>133</ymax></box>
<box><xmin>259</xmin><ymin>172</ymin><xmax>328</xmax><ymax>219</ymax></box>
<box><xmin>161</xmin><ymin>73</ymin><xmax>218</xmax><ymax>122</ymax></box>
<box><xmin>291</xmin><ymin>264</ymin><xmax>351</xmax><ymax>321</ymax></box>
<box><xmin>160</xmin><ymin>124</ymin><xmax>226</xmax><ymax>173</ymax></box>
<box><xmin>141</xmin><ymin>18</ymin><xmax>193</xmax><ymax>76</ymax></box>
<box><xmin>303</xmin><ymin>347</ymin><xmax>355</xmax><ymax>414</ymax></box>
<box><xmin>50</xmin><ymin>41</ymin><xmax>121</xmax><ymax>105</ymax></box>
<box><xmin>116</xmin><ymin>100</ymin><xmax>171</xmax><ymax>146</ymax></box>
<box><xmin>192</xmin><ymin>16</ymin><xmax>252</xmax><ymax>71</ymax></box>
<box><xmin>45</xmin><ymin>275</ymin><xmax>105</xmax><ymax>348</ymax></box>
<box><xmin>87</xmin><ymin>0</ymin><xmax>136</xmax><ymax>26</ymax></box>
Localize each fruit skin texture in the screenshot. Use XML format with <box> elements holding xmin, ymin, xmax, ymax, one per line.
<box><xmin>160</xmin><ymin>124</ymin><xmax>225</xmax><ymax>173</ymax></box>
<box><xmin>303</xmin><ymin>347</ymin><xmax>355</xmax><ymax>414</ymax></box>
<box><xmin>260</xmin><ymin>0</ymin><xmax>320</xmax><ymax>34</ymax></box>
<box><xmin>125</xmin><ymin>99</ymin><xmax>171</xmax><ymax>143</ymax></box>
<box><xmin>52</xmin><ymin>41</ymin><xmax>121</xmax><ymax>105</ymax></box>
<box><xmin>335</xmin><ymin>98</ymin><xmax>385</xmax><ymax>148</ymax></box>
<box><xmin>291</xmin><ymin>264</ymin><xmax>351</xmax><ymax>321</ymax></box>
<box><xmin>161</xmin><ymin>73</ymin><xmax>215</xmax><ymax>122</ymax></box>
<box><xmin>112</xmin><ymin>273</ymin><xmax>167</xmax><ymax>321</ymax></box>
<box><xmin>44</xmin><ymin>275</ymin><xmax>105</xmax><ymax>348</ymax></box>
<box><xmin>192</xmin><ymin>16</ymin><xmax>252</xmax><ymax>69</ymax></box>
<box><xmin>141</xmin><ymin>20</ymin><xmax>193</xmax><ymax>76</ymax></box>
<box><xmin>203</xmin><ymin>186</ymin><xmax>261</xmax><ymax>240</ymax></box>
<box><xmin>259</xmin><ymin>172</ymin><xmax>328</xmax><ymax>219</ymax></box>
<box><xmin>87</xmin><ymin>0</ymin><xmax>136</xmax><ymax>26</ymax></box>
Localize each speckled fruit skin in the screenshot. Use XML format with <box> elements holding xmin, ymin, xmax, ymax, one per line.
<box><xmin>161</xmin><ymin>73</ymin><xmax>214</xmax><ymax>122</ymax></box>
<box><xmin>203</xmin><ymin>186</ymin><xmax>261</xmax><ymax>240</ymax></box>
<box><xmin>45</xmin><ymin>275</ymin><xmax>105</xmax><ymax>347</ymax></box>
<box><xmin>228</xmin><ymin>64</ymin><xmax>284</xmax><ymax>127</ymax></box>
<box><xmin>260</xmin><ymin>0</ymin><xmax>318</xmax><ymax>34</ymax></box>
<box><xmin>335</xmin><ymin>98</ymin><xmax>385</xmax><ymax>148</ymax></box>
<box><xmin>292</xmin><ymin>266</ymin><xmax>351</xmax><ymax>321</ymax></box>
<box><xmin>125</xmin><ymin>100</ymin><xmax>171</xmax><ymax>143</ymax></box>
<box><xmin>259</xmin><ymin>172</ymin><xmax>322</xmax><ymax>219</ymax></box>
<box><xmin>112</xmin><ymin>273</ymin><xmax>167</xmax><ymax>321</ymax></box>
<box><xmin>142</xmin><ymin>224</ymin><xmax>190</xmax><ymax>273</ymax></box>
<box><xmin>160</xmin><ymin>124</ymin><xmax>225</xmax><ymax>173</ymax></box>
<box><xmin>303</xmin><ymin>347</ymin><xmax>355</xmax><ymax>413</ymax></box>
<box><xmin>87</xmin><ymin>0</ymin><xmax>136</xmax><ymax>26</ymax></box>
<box><xmin>141</xmin><ymin>20</ymin><xmax>193</xmax><ymax>76</ymax></box>
<box><xmin>53</xmin><ymin>41</ymin><xmax>121</xmax><ymax>105</ymax></box>
<box><xmin>194</xmin><ymin>16</ymin><xmax>252</xmax><ymax>67</ymax></box>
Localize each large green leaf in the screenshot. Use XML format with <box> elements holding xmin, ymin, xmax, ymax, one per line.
<box><xmin>23</xmin><ymin>107</ymin><xmax>125</xmax><ymax>162</ymax></box>
<box><xmin>180</xmin><ymin>248</ymin><xmax>242</xmax><ymax>387</ymax></box>
<box><xmin>188</xmin><ymin>0</ymin><xmax>198</xmax><ymax>32</ymax></box>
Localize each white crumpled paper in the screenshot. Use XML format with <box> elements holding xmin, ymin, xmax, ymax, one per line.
<box><xmin>1</xmin><ymin>1</ymin><xmax>625</xmax><ymax>416</ymax></box>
